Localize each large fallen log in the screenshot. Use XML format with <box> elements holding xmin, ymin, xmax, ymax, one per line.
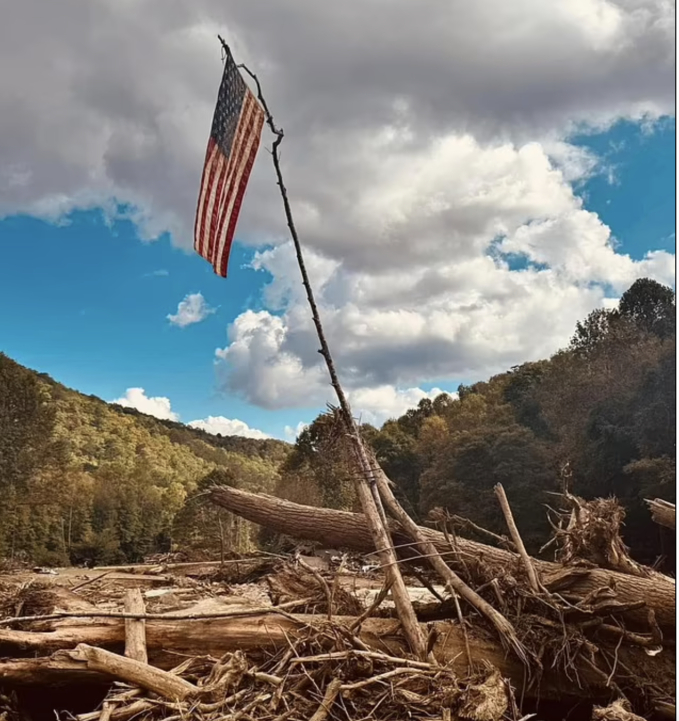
<box><xmin>209</xmin><ymin>486</ymin><xmax>675</xmax><ymax>629</ymax></box>
<box><xmin>0</xmin><ymin>611</ymin><xmax>670</xmax><ymax>705</ymax></box>
<box><xmin>646</xmin><ymin>499</ymin><xmax>675</xmax><ymax>531</ymax></box>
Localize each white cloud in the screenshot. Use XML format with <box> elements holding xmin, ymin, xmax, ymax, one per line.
<box><xmin>214</xmin><ymin>134</ymin><xmax>674</xmax><ymax>410</ymax></box>
<box><xmin>284</xmin><ymin>421</ymin><xmax>309</xmax><ymax>442</ymax></box>
<box><xmin>187</xmin><ymin>416</ymin><xmax>270</xmax><ymax>439</ymax></box>
<box><xmin>167</xmin><ymin>292</ymin><xmax>215</xmax><ymax>327</ymax></box>
<box><xmin>0</xmin><ymin>0</ymin><xmax>673</xmax><ymax>244</ymax></box>
<box><xmin>110</xmin><ymin>389</ymin><xmax>271</xmax><ymax>439</ymax></box>
<box><xmin>111</xmin><ymin>388</ymin><xmax>179</xmax><ymax>421</ymax></box>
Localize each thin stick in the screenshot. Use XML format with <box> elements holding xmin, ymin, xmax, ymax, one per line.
<box><xmin>451</xmin><ymin>591</ymin><xmax>473</xmax><ymax>669</ymax></box>
<box><xmin>218</xmin><ymin>34</ymin><xmax>427</xmax><ymax>662</ymax></box>
<box><xmin>290</xmin><ymin>649</ymin><xmax>434</xmax><ymax>670</ymax></box>
<box><xmin>72</xmin><ymin>570</ymin><xmax>113</xmax><ymax>592</ymax></box>
<box><xmin>370</xmin><ymin>456</ymin><xmax>528</xmax><ymax>664</ymax></box>
<box><xmin>409</xmin><ymin>565</ymin><xmax>446</xmax><ymax>603</ymax></box>
<box><xmin>349</xmin><ymin>577</ymin><xmax>394</xmax><ymax>632</ymax></box>
<box><xmin>296</xmin><ymin>557</ymin><xmax>334</xmax><ymax>621</ymax></box>
<box><xmin>448</xmin><ymin>515</ymin><xmax>517</xmax><ymax>551</ymax></box>
<box><xmin>309</xmin><ymin>677</ymin><xmax>342</xmax><ymax>721</ymax></box>
<box><xmin>340</xmin><ymin>667</ymin><xmax>433</xmax><ymax>691</ymax></box>
<box><xmin>494</xmin><ymin>483</ymin><xmax>541</xmax><ymax>594</ymax></box>
<box><xmin>235</xmin><ymin>24</ymin><xmax>527</xmax><ymax>660</ymax></box>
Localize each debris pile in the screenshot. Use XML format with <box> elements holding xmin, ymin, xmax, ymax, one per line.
<box><xmin>0</xmin><ymin>489</ymin><xmax>674</xmax><ymax>720</ymax></box>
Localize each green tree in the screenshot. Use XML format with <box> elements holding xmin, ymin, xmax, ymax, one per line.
<box><xmin>276</xmin><ymin>411</ymin><xmax>358</xmax><ymax>511</ymax></box>
<box><xmin>618</xmin><ymin>277</ymin><xmax>675</xmax><ymax>339</ymax></box>
<box><xmin>420</xmin><ymin>423</ymin><xmax>555</xmax><ymax>553</ymax></box>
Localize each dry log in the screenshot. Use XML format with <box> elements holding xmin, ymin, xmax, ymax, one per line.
<box><xmin>209</xmin><ymin>486</ymin><xmax>676</xmax><ymax>628</ymax></box>
<box><xmin>92</xmin><ymin>559</ymin><xmax>264</xmax><ymax>577</ymax></box>
<box><xmin>67</xmin><ymin>644</ymin><xmax>199</xmax><ymax>700</ymax></box>
<box><xmin>646</xmin><ymin>499</ymin><xmax>675</xmax><ymax>530</ymax></box>
<box><xmin>123</xmin><ymin>589</ymin><xmax>147</xmax><ymax>664</ymax></box>
<box><xmin>0</xmin><ymin>612</ymin><xmax>657</xmax><ymax>702</ymax></box>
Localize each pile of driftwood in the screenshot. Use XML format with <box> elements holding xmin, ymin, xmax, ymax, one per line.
<box><xmin>208</xmin><ymin>486</ymin><xmax>676</xmax><ymax>720</ymax></box>
<box><xmin>0</xmin><ymin>492</ymin><xmax>674</xmax><ymax>721</ymax></box>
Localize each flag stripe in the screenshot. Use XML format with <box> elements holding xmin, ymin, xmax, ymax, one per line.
<box><xmin>193</xmin><ymin>53</ymin><xmax>265</xmax><ymax>278</ymax></box>
<box><xmin>208</xmin><ymin>93</ymin><xmax>257</xmax><ymax>269</ymax></box>
<box><xmin>199</xmin><ymin>152</ymin><xmax>227</xmax><ymax>260</ymax></box>
<box><xmin>213</xmin><ymin>94</ymin><xmax>261</xmax><ymax>274</ymax></box>
<box><xmin>193</xmin><ymin>138</ymin><xmax>220</xmax><ymax>256</ymax></box>
<box><xmin>196</xmin><ymin>141</ymin><xmax>224</xmax><ymax>259</ymax></box>
<box><xmin>204</xmin><ymin>152</ymin><xmax>231</xmax><ymax>266</ymax></box>
<box><xmin>218</xmin><ymin>110</ymin><xmax>265</xmax><ymax>277</ymax></box>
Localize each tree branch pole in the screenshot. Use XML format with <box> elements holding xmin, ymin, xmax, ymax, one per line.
<box><xmin>217</xmin><ymin>35</ymin><xmax>427</xmax><ymax>661</ymax></box>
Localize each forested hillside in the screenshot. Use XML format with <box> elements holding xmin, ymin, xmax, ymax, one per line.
<box><xmin>276</xmin><ymin>278</ymin><xmax>676</xmax><ymax>568</ymax></box>
<box><xmin>0</xmin><ymin>359</ymin><xmax>288</xmax><ymax>565</ymax></box>
<box><xmin>1</xmin><ymin>278</ymin><xmax>674</xmax><ymax>569</ymax></box>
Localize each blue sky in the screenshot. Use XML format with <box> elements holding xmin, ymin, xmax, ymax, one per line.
<box><xmin>0</xmin><ymin>117</ymin><xmax>675</xmax><ymax>440</ymax></box>
<box><xmin>572</xmin><ymin>118</ymin><xmax>675</xmax><ymax>256</ymax></box>
<box><xmin>0</xmin><ymin>211</ymin><xmax>314</xmax><ymax>438</ymax></box>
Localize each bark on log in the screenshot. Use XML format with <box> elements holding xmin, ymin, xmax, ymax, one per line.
<box><xmin>646</xmin><ymin>499</ymin><xmax>675</xmax><ymax>531</ymax></box>
<box><xmin>0</xmin><ymin>612</ymin><xmax>654</xmax><ymax>702</ymax></box>
<box><xmin>209</xmin><ymin>486</ymin><xmax>675</xmax><ymax>628</ymax></box>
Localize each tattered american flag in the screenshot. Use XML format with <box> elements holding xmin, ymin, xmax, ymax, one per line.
<box><xmin>194</xmin><ymin>51</ymin><xmax>265</xmax><ymax>277</ymax></box>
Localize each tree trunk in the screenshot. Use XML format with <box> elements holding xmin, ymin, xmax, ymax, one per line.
<box><xmin>0</xmin><ymin>612</ymin><xmax>660</xmax><ymax>703</ymax></box>
<box><xmin>646</xmin><ymin>499</ymin><xmax>675</xmax><ymax>531</ymax></box>
<box><xmin>209</xmin><ymin>486</ymin><xmax>676</xmax><ymax>629</ymax></box>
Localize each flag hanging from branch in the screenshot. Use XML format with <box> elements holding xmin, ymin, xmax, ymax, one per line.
<box><xmin>194</xmin><ymin>49</ymin><xmax>265</xmax><ymax>278</ymax></box>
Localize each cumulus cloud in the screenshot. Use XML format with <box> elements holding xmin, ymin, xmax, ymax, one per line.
<box><xmin>188</xmin><ymin>416</ymin><xmax>270</xmax><ymax>439</ymax></box>
<box><xmin>1</xmin><ymin>0</ymin><xmax>675</xmax><ymax>415</ymax></box>
<box><xmin>110</xmin><ymin>389</ymin><xmax>270</xmax><ymax>439</ymax></box>
<box><xmin>0</xmin><ymin>0</ymin><xmax>673</xmax><ymax>245</ymax></box>
<box><xmin>214</xmin><ymin>137</ymin><xmax>674</xmax><ymax>410</ymax></box>
<box><xmin>167</xmin><ymin>292</ymin><xmax>215</xmax><ymax>327</ymax></box>
<box><xmin>111</xmin><ymin>388</ymin><xmax>179</xmax><ymax>421</ymax></box>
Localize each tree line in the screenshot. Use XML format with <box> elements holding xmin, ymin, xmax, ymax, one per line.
<box><xmin>274</xmin><ymin>278</ymin><xmax>675</xmax><ymax>568</ymax></box>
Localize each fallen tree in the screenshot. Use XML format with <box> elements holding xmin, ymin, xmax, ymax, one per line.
<box><xmin>209</xmin><ymin>485</ymin><xmax>676</xmax><ymax>629</ymax></box>
<box><xmin>646</xmin><ymin>499</ymin><xmax>675</xmax><ymax>531</ymax></box>
<box><xmin>0</xmin><ymin>609</ymin><xmax>673</xmax><ymax>707</ymax></box>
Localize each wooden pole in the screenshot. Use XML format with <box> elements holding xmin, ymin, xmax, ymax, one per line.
<box><xmin>217</xmin><ymin>36</ymin><xmax>427</xmax><ymax>661</ymax></box>
<box><xmin>216</xmin><ymin>37</ymin><xmax>528</xmax><ymax>661</ymax></box>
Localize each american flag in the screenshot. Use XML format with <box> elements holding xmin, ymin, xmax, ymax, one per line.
<box><xmin>194</xmin><ymin>51</ymin><xmax>265</xmax><ymax>277</ymax></box>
